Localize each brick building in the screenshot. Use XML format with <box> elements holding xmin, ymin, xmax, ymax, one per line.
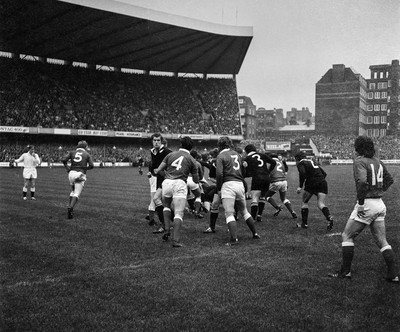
<box><xmin>315</xmin><ymin>64</ymin><xmax>367</xmax><ymax>135</ymax></box>
<box><xmin>364</xmin><ymin>60</ymin><xmax>400</xmax><ymax>136</ymax></box>
<box><xmin>238</xmin><ymin>96</ymin><xmax>257</xmax><ymax>140</ymax></box>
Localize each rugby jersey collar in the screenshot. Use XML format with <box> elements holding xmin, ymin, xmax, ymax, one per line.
<box><xmin>179</xmin><ymin>148</ymin><xmax>190</xmax><ymax>154</ymax></box>
<box><xmin>151</xmin><ymin>144</ymin><xmax>165</xmax><ymax>155</ymax></box>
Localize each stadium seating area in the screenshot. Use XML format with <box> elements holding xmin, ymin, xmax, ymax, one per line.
<box><xmin>0</xmin><ymin>57</ymin><xmax>241</xmax><ymax>135</ymax></box>
<box><xmin>311</xmin><ymin>135</ymin><xmax>400</xmax><ymax>159</ymax></box>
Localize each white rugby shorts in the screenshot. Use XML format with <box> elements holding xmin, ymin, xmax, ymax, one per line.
<box><xmin>221</xmin><ymin>181</ymin><xmax>245</xmax><ymax>200</ymax></box>
<box><xmin>68</xmin><ymin>170</ymin><xmax>87</xmax><ymax>186</ymax></box>
<box><xmin>350</xmin><ymin>198</ymin><xmax>386</xmax><ymax>225</ymax></box>
<box><xmin>162</xmin><ymin>179</ymin><xmax>188</xmax><ymax>198</ymax></box>
<box><xmin>23</xmin><ymin>167</ymin><xmax>37</xmax><ymax>179</ymax></box>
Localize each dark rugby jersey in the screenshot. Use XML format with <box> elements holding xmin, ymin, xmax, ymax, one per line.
<box><xmin>243</xmin><ymin>151</ymin><xmax>276</xmax><ymax>180</ymax></box>
<box><xmin>62</xmin><ymin>148</ymin><xmax>94</xmax><ymax>173</ymax></box>
<box><xmin>297</xmin><ymin>158</ymin><xmax>327</xmax><ymax>188</ymax></box>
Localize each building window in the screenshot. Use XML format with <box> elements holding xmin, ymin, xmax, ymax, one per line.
<box><xmin>374</xmin><ymin>104</ymin><xmax>380</xmax><ymax>111</ymax></box>
<box><xmin>377</xmin><ymin>82</ymin><xmax>387</xmax><ymax>89</ymax></box>
<box><xmin>374</xmin><ymin>129</ymin><xmax>380</xmax><ymax>137</ymax></box>
<box><xmin>369</xmin><ymin>83</ymin><xmax>376</xmax><ymax>90</ymax></box>
<box><xmin>381</xmin><ymin>104</ymin><xmax>387</xmax><ymax>111</ymax></box>
<box><xmin>368</xmin><ymin>92</ymin><xmax>373</xmax><ymax>99</ymax></box>
<box><xmin>374</xmin><ymin>92</ymin><xmax>380</xmax><ymax>99</ymax></box>
<box><xmin>374</xmin><ymin>116</ymin><xmax>380</xmax><ymax>124</ymax></box>
<box><xmin>367</xmin><ymin>105</ymin><xmax>373</xmax><ymax>111</ymax></box>
<box><xmin>367</xmin><ymin>116</ymin><xmax>373</xmax><ymax>124</ymax></box>
<box><xmin>381</xmin><ymin>116</ymin><xmax>386</xmax><ymax>123</ymax></box>
<box><xmin>367</xmin><ymin>129</ymin><xmax>373</xmax><ymax>136</ymax></box>
<box><xmin>380</xmin><ymin>129</ymin><xmax>386</xmax><ymax>136</ymax></box>
<box><xmin>388</xmin><ymin>80</ymin><xmax>391</xmax><ymax>87</ymax></box>
<box><xmin>381</xmin><ymin>91</ymin><xmax>387</xmax><ymax>98</ymax></box>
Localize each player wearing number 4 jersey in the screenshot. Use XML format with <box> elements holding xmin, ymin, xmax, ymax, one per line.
<box><xmin>154</xmin><ymin>136</ymin><xmax>199</xmax><ymax>247</ymax></box>
<box><xmin>61</xmin><ymin>141</ymin><xmax>94</xmax><ymax>219</ymax></box>
<box><xmin>216</xmin><ymin>137</ymin><xmax>260</xmax><ymax>246</ymax></box>
<box><xmin>329</xmin><ymin>136</ymin><xmax>398</xmax><ymax>283</ymax></box>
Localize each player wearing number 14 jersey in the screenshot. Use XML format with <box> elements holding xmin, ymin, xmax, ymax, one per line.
<box><xmin>329</xmin><ymin>136</ymin><xmax>398</xmax><ymax>283</ymax></box>
<box><xmin>61</xmin><ymin>140</ymin><xmax>94</xmax><ymax>219</ymax></box>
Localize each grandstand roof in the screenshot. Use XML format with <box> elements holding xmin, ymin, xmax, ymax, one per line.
<box><xmin>1</xmin><ymin>0</ymin><xmax>253</xmax><ymax>75</ymax></box>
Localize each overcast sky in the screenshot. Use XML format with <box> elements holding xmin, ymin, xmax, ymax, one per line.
<box><xmin>119</xmin><ymin>0</ymin><xmax>400</xmax><ymax>114</ymax></box>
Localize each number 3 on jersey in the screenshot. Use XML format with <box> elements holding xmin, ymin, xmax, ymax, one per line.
<box><xmin>171</xmin><ymin>156</ymin><xmax>184</xmax><ymax>170</ymax></box>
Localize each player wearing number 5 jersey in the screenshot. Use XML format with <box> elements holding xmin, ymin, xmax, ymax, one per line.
<box><xmin>329</xmin><ymin>136</ymin><xmax>398</xmax><ymax>283</ymax></box>
<box><xmin>154</xmin><ymin>136</ymin><xmax>199</xmax><ymax>247</ymax></box>
<box><xmin>61</xmin><ymin>141</ymin><xmax>94</xmax><ymax>219</ymax></box>
<box><xmin>216</xmin><ymin>137</ymin><xmax>260</xmax><ymax>246</ymax></box>
<box><xmin>295</xmin><ymin>151</ymin><xmax>334</xmax><ymax>231</ymax></box>
<box><xmin>243</xmin><ymin>144</ymin><xmax>276</xmax><ymax>222</ymax></box>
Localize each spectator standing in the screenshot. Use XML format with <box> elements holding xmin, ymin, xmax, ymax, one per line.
<box><xmin>15</xmin><ymin>145</ymin><xmax>41</xmax><ymax>200</ymax></box>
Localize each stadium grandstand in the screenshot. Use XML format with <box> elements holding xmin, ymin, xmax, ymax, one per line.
<box><xmin>0</xmin><ymin>0</ymin><xmax>253</xmax><ymax>165</ymax></box>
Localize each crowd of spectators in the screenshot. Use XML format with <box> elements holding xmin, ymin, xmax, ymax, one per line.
<box><xmin>311</xmin><ymin>134</ymin><xmax>400</xmax><ymax>160</ymax></box>
<box><xmin>0</xmin><ymin>57</ymin><xmax>241</xmax><ymax>135</ymax></box>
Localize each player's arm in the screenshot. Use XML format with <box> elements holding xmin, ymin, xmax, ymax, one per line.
<box><xmin>87</xmin><ymin>154</ymin><xmax>94</xmax><ymax>170</ymax></box>
<box><xmin>381</xmin><ymin>162</ymin><xmax>394</xmax><ymax>192</ymax></box>
<box><xmin>265</xmin><ymin>155</ymin><xmax>276</xmax><ymax>171</ymax></box>
<box><xmin>34</xmin><ymin>153</ymin><xmax>41</xmax><ymax>166</ymax></box>
<box><xmin>14</xmin><ymin>154</ymin><xmax>24</xmax><ymax>163</ymax></box>
<box><xmin>215</xmin><ymin>157</ymin><xmax>224</xmax><ymax>192</ymax></box>
<box><xmin>282</xmin><ymin>160</ymin><xmax>288</xmax><ymax>173</ymax></box>
<box><xmin>353</xmin><ymin>161</ymin><xmax>368</xmax><ymax>205</ymax></box>
<box><xmin>191</xmin><ymin>161</ymin><xmax>200</xmax><ymax>184</ymax></box>
<box><xmin>61</xmin><ymin>152</ymin><xmax>71</xmax><ymax>172</ymax></box>
<box><xmin>296</xmin><ymin>162</ymin><xmax>306</xmax><ymax>193</ymax></box>
<box><xmin>154</xmin><ymin>161</ymin><xmax>167</xmax><ymax>175</ymax></box>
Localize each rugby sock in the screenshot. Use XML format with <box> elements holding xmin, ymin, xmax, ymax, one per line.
<box><xmin>187</xmin><ymin>198</ymin><xmax>195</xmax><ymax>211</ymax></box>
<box><xmin>284</xmin><ymin>200</ymin><xmax>294</xmax><ymax>213</ymax></box>
<box><xmin>227</xmin><ymin>218</ymin><xmax>238</xmax><ymax>241</ymax></box>
<box><xmin>258</xmin><ymin>200</ymin><xmax>266</xmax><ymax>216</ymax></box>
<box><xmin>322</xmin><ymin>206</ymin><xmax>331</xmax><ymax>220</ymax></box>
<box><xmin>301</xmin><ymin>208</ymin><xmax>309</xmax><ymax>224</ymax></box>
<box><xmin>30</xmin><ymin>188</ymin><xmax>35</xmax><ymax>198</ymax></box>
<box><xmin>267</xmin><ymin>196</ymin><xmax>279</xmax><ymax>209</ymax></box>
<box><xmin>245</xmin><ymin>217</ymin><xmax>257</xmax><ymax>235</ymax></box>
<box><xmin>163</xmin><ymin>208</ymin><xmax>172</xmax><ymax>233</ymax></box>
<box><xmin>381</xmin><ymin>246</ymin><xmax>398</xmax><ymax>279</ymax></box>
<box><xmin>194</xmin><ymin>197</ymin><xmax>202</xmax><ymax>214</ymax></box>
<box><xmin>173</xmin><ymin>217</ymin><xmax>183</xmax><ymax>242</ymax></box>
<box><xmin>341</xmin><ymin>242</ymin><xmax>354</xmax><ymax>274</ymax></box>
<box><xmin>23</xmin><ymin>188</ymin><xmax>27</xmax><ymax>198</ymax></box>
<box><xmin>155</xmin><ymin>205</ymin><xmax>165</xmax><ymax>228</ymax></box>
<box><xmin>210</xmin><ymin>212</ymin><xmax>218</xmax><ymax>230</ymax></box>
<box><xmin>250</xmin><ymin>204</ymin><xmax>258</xmax><ymax>220</ymax></box>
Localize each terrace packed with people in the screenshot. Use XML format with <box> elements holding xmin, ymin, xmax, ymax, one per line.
<box><xmin>0</xmin><ymin>57</ymin><xmax>241</xmax><ymax>136</ymax></box>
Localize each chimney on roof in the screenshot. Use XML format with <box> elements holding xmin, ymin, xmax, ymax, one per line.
<box><xmin>332</xmin><ymin>64</ymin><xmax>345</xmax><ymax>82</ymax></box>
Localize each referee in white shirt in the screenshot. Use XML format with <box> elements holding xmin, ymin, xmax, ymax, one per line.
<box><xmin>15</xmin><ymin>145</ymin><xmax>41</xmax><ymax>200</ymax></box>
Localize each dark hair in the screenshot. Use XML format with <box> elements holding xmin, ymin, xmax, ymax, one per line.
<box><xmin>218</xmin><ymin>136</ymin><xmax>232</xmax><ymax>150</ymax></box>
<box><xmin>354</xmin><ymin>136</ymin><xmax>375</xmax><ymax>158</ymax></box>
<box><xmin>77</xmin><ymin>140</ymin><xmax>88</xmax><ymax>149</ymax></box>
<box><xmin>190</xmin><ymin>150</ymin><xmax>199</xmax><ymax>159</ymax></box>
<box><xmin>209</xmin><ymin>148</ymin><xmax>219</xmax><ymax>158</ymax></box>
<box><xmin>295</xmin><ymin>151</ymin><xmax>306</xmax><ymax>161</ymax></box>
<box><xmin>244</xmin><ymin>144</ymin><xmax>256</xmax><ymax>154</ymax></box>
<box><xmin>151</xmin><ymin>133</ymin><xmax>163</xmax><ymax>141</ymax></box>
<box><xmin>180</xmin><ymin>136</ymin><xmax>193</xmax><ymax>151</ymax></box>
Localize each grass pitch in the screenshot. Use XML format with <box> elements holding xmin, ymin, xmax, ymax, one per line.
<box><xmin>1</xmin><ymin>165</ymin><xmax>399</xmax><ymax>331</ymax></box>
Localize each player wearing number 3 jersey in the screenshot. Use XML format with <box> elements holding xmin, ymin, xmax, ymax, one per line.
<box><xmin>154</xmin><ymin>136</ymin><xmax>199</xmax><ymax>247</ymax></box>
<box><xmin>216</xmin><ymin>137</ymin><xmax>260</xmax><ymax>246</ymax></box>
<box><xmin>61</xmin><ymin>141</ymin><xmax>94</xmax><ymax>219</ymax></box>
<box><xmin>243</xmin><ymin>144</ymin><xmax>276</xmax><ymax>222</ymax></box>
<box><xmin>329</xmin><ymin>136</ymin><xmax>398</xmax><ymax>283</ymax></box>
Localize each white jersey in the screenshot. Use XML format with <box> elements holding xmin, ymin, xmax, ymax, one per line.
<box><xmin>15</xmin><ymin>152</ymin><xmax>40</xmax><ymax>168</ymax></box>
